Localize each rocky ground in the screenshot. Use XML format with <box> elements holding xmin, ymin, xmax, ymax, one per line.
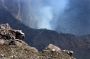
<box><xmin>0</xmin><ymin>23</ymin><xmax>75</xmax><ymax>59</ymax></box>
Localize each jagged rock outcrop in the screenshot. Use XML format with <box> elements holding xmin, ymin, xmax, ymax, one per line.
<box><xmin>0</xmin><ymin>23</ymin><xmax>75</xmax><ymax>59</ymax></box>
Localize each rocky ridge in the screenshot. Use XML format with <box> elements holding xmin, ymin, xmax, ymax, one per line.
<box><xmin>0</xmin><ymin>23</ymin><xmax>75</xmax><ymax>59</ymax></box>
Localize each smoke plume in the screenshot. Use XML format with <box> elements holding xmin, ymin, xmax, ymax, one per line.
<box><xmin>20</xmin><ymin>0</ymin><xmax>69</xmax><ymax>30</ymax></box>
<box><xmin>1</xmin><ymin>0</ymin><xmax>90</xmax><ymax>35</ymax></box>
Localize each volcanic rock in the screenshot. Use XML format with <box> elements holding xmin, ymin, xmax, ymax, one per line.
<box><xmin>0</xmin><ymin>23</ymin><xmax>75</xmax><ymax>59</ymax></box>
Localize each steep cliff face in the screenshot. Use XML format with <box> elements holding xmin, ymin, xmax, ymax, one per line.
<box><xmin>0</xmin><ymin>24</ymin><xmax>75</xmax><ymax>59</ymax></box>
